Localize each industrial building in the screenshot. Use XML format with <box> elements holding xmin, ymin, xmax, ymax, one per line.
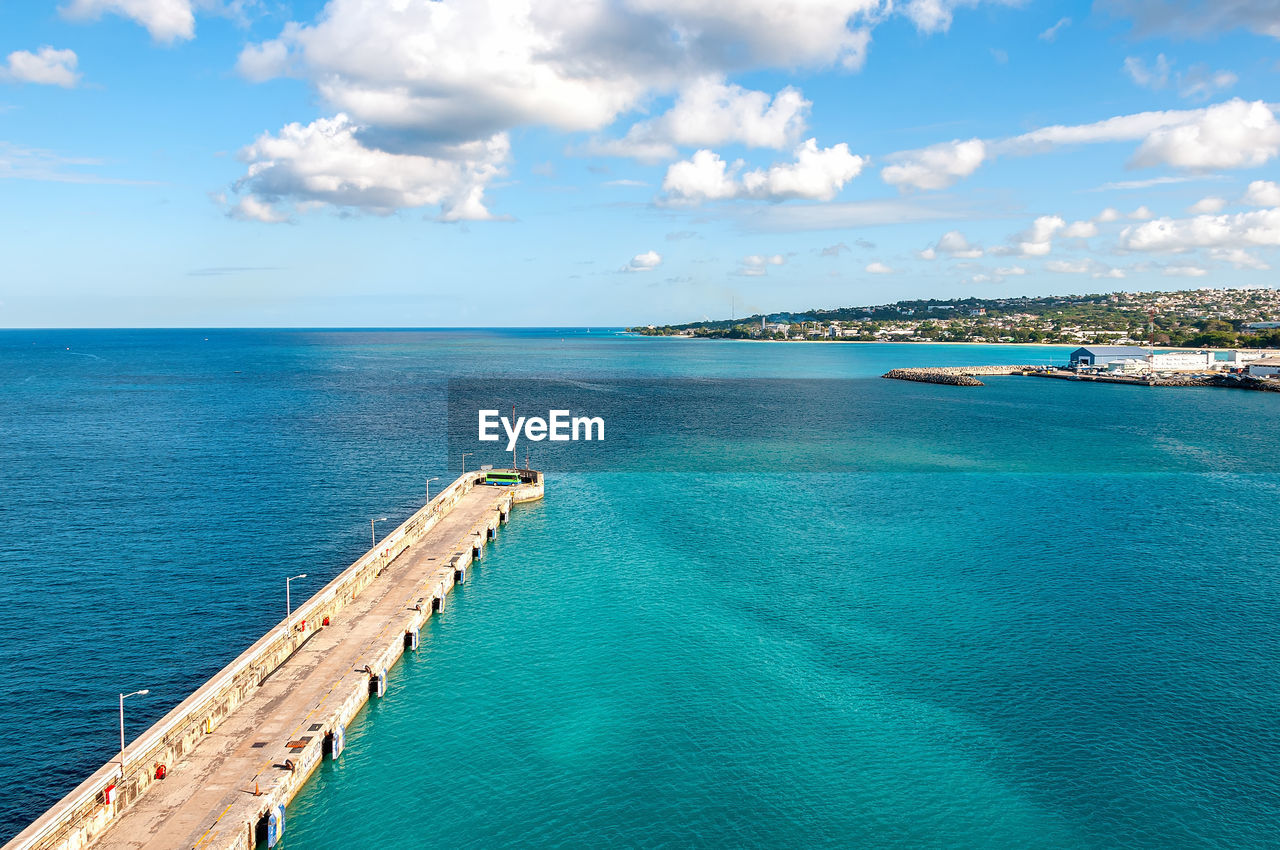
<box><xmin>1069</xmin><ymin>346</ymin><xmax>1151</xmax><ymax>367</ymax></box>
<box><xmin>1248</xmin><ymin>357</ymin><xmax>1280</xmax><ymax>378</ymax></box>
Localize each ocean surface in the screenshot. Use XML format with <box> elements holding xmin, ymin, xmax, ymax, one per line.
<box><xmin>1</xmin><ymin>330</ymin><xmax>1278</xmax><ymax>848</ymax></box>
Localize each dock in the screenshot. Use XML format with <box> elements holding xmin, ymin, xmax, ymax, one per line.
<box><xmin>6</xmin><ymin>469</ymin><xmax>544</xmax><ymax>850</ymax></box>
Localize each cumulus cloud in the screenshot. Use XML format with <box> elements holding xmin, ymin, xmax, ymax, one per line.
<box><xmin>1016</xmin><ymin>215</ymin><xmax>1065</xmax><ymax>256</ymax></box>
<box><xmin>2</xmin><ymin>47</ymin><xmax>80</xmax><ymax>87</ymax></box>
<box><xmin>994</xmin><ymin>265</ymin><xmax>1027</xmax><ymax>275</ymax></box>
<box><xmin>662</xmin><ymin>139</ymin><xmax>866</xmax><ymax>205</ymax></box>
<box><xmin>228</xmin><ymin>114</ymin><xmax>510</xmax><ymax>222</ymax></box>
<box><xmin>1129</xmin><ymin>206</ymin><xmax>1154</xmax><ymax>220</ymax></box>
<box><xmin>1039</xmin><ymin>16</ymin><xmax>1071</xmax><ymax>41</ymax></box>
<box><xmin>1188</xmin><ymin>196</ymin><xmax>1227</xmax><ymax>213</ymax></box>
<box><xmin>1046</xmin><ymin>258</ymin><xmax>1125</xmax><ymax>278</ymax></box>
<box><xmin>1062</xmin><ymin>220</ymin><xmax>1098</xmax><ymax>238</ymax></box>
<box><xmin>624</xmin><ymin>249</ymin><xmax>662</xmax><ymax>272</ymax></box>
<box><xmin>1210</xmin><ymin>247</ymin><xmax>1270</xmax><ymax>270</ymax></box>
<box><xmin>981</xmin><ymin>99</ymin><xmax>1280</xmax><ymax>174</ymax></box>
<box><xmin>1163</xmin><ymin>264</ymin><xmax>1209</xmax><ymax>276</ymax></box>
<box><xmin>881</xmin><ymin>138</ymin><xmax>985</xmax><ymax>191</ymax></box>
<box><xmin>61</xmin><ymin>0</ymin><xmax>195</xmax><ymax>43</ymax></box>
<box><xmin>1242</xmin><ymin>180</ymin><xmax>1280</xmax><ymax>206</ymax></box>
<box><xmin>1131</xmin><ymin>99</ymin><xmax>1280</xmax><ymax>170</ymax></box>
<box><xmin>923</xmin><ymin>230</ymin><xmax>983</xmax><ymax>258</ymax></box>
<box><xmin>1096</xmin><ymin>207</ymin><xmax>1122</xmax><ymax>222</ymax></box>
<box><xmin>1120</xmin><ymin>208</ymin><xmax>1280</xmax><ymax>252</ymax></box>
<box><xmin>900</xmin><ymin>0</ymin><xmax>1020</xmax><ymax>34</ymax></box>
<box><xmin>865</xmin><ymin>261</ymin><xmax>894</xmax><ymax>274</ymax></box>
<box><xmin>585</xmin><ymin>78</ymin><xmax>810</xmax><ymax>162</ymax></box>
<box><xmin>738</xmin><ymin>254</ymin><xmax>785</xmax><ymax>276</ymax></box>
<box><xmin>234</xmin><ymin>0</ymin><xmax>931</xmax><ymax>148</ymax></box>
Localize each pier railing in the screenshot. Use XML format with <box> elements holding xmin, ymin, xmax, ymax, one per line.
<box><xmin>5</xmin><ymin>469</ymin><xmax>506</xmax><ymax>850</ymax></box>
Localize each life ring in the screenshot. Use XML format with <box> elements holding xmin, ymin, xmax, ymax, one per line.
<box><xmin>155</xmin><ymin>764</ymin><xmax>167</xmax><ymax>780</ymax></box>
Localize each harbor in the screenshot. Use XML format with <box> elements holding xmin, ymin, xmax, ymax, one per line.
<box><xmin>5</xmin><ymin>469</ymin><xmax>543</xmax><ymax>850</ymax></box>
<box><xmin>884</xmin><ymin>346</ymin><xmax>1280</xmax><ymax>392</ymax></box>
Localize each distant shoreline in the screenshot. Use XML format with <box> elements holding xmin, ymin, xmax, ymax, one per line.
<box><xmin>635</xmin><ymin>337</ymin><xmax>1265</xmax><ymax>352</ymax></box>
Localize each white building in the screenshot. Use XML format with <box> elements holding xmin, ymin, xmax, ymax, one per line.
<box><xmin>1150</xmin><ymin>350</ymin><xmax>1214</xmax><ymax>371</ymax></box>
<box><xmin>1248</xmin><ymin>357</ymin><xmax>1280</xmax><ymax>378</ymax></box>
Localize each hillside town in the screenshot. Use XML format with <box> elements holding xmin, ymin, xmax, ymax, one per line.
<box><xmin>634</xmin><ymin>288</ymin><xmax>1280</xmax><ymax>349</ymax></box>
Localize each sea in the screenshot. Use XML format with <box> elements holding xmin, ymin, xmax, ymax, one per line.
<box><xmin>1</xmin><ymin>329</ymin><xmax>1277</xmax><ymax>849</ymax></box>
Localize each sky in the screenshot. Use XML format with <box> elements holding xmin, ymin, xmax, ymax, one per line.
<box><xmin>1</xmin><ymin>0</ymin><xmax>1279</xmax><ymax>327</ymax></box>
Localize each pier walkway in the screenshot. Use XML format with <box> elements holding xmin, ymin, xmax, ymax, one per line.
<box><xmin>7</xmin><ymin>470</ymin><xmax>543</xmax><ymax>850</ymax></box>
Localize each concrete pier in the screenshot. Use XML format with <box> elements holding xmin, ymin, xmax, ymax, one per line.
<box><xmin>5</xmin><ymin>469</ymin><xmax>543</xmax><ymax>850</ymax></box>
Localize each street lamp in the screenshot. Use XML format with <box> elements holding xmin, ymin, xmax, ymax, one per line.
<box><xmin>461</xmin><ymin>452</ymin><xmax>473</xmax><ymax>473</ymax></box>
<box><xmin>426</xmin><ymin>477</ymin><xmax>440</xmax><ymax>504</ymax></box>
<box><xmin>119</xmin><ymin>689</ymin><xmax>150</xmax><ymax>778</ymax></box>
<box><xmin>371</xmin><ymin>517</ymin><xmax>388</xmax><ymax>547</ymax></box>
<box><xmin>286</xmin><ymin>573</ymin><xmax>308</xmax><ymax>626</ymax></box>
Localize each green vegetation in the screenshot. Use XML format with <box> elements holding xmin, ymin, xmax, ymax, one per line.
<box><xmin>632</xmin><ymin>289</ymin><xmax>1280</xmax><ymax>348</ymax></box>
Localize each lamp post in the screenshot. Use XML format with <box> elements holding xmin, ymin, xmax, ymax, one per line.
<box><xmin>461</xmin><ymin>452</ymin><xmax>473</xmax><ymax>473</ymax></box>
<box><xmin>426</xmin><ymin>477</ymin><xmax>440</xmax><ymax>504</ymax></box>
<box><xmin>286</xmin><ymin>573</ymin><xmax>308</xmax><ymax>631</ymax></box>
<box><xmin>119</xmin><ymin>689</ymin><xmax>150</xmax><ymax>778</ymax></box>
<box><xmin>371</xmin><ymin>517</ymin><xmax>388</xmax><ymax>547</ymax></box>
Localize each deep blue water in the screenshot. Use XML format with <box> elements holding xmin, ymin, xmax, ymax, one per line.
<box><xmin>1</xmin><ymin>330</ymin><xmax>1277</xmax><ymax>848</ymax></box>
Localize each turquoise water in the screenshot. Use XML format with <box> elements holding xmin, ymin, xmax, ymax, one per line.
<box><xmin>2</xmin><ymin>331</ymin><xmax>1278</xmax><ymax>848</ymax></box>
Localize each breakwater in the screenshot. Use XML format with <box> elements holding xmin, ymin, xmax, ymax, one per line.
<box><xmin>5</xmin><ymin>469</ymin><xmax>543</xmax><ymax>850</ymax></box>
<box><xmin>882</xmin><ymin>366</ymin><xmax>1041</xmax><ymax>386</ymax></box>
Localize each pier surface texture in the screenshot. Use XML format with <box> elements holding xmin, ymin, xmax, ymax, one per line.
<box><xmin>7</xmin><ymin>469</ymin><xmax>543</xmax><ymax>850</ymax></box>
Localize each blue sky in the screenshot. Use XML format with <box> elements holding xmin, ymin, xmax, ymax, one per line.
<box><xmin>2</xmin><ymin>0</ymin><xmax>1279</xmax><ymax>327</ymax></box>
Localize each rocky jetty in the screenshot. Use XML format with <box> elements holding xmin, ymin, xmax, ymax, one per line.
<box><xmin>882</xmin><ymin>365</ymin><xmax>1039</xmax><ymax>386</ymax></box>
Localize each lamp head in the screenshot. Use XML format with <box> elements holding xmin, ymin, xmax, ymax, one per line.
<box><xmin>137</xmin><ymin>689</ymin><xmax>150</xmax><ymax>695</ymax></box>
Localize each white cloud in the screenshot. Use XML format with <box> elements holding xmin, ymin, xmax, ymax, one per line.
<box><xmin>994</xmin><ymin>265</ymin><xmax>1027</xmax><ymax>275</ymax></box>
<box><xmin>1121</xmin><ymin>208</ymin><xmax>1280</xmax><ymax>252</ymax></box>
<box><xmin>1046</xmin><ymin>258</ymin><xmax>1125</xmax><ymax>278</ymax></box>
<box><xmin>1096</xmin><ymin>207</ymin><xmax>1121</xmax><ymax>222</ymax></box>
<box><xmin>1062</xmin><ymin>220</ymin><xmax>1098</xmax><ymax>238</ymax></box>
<box><xmin>585</xmin><ymin>77</ymin><xmax>810</xmax><ymax>162</ymax></box>
<box><xmin>661</xmin><ymin>149</ymin><xmax>741</xmax><ymax>204</ymax></box>
<box><xmin>881</xmin><ymin>138</ymin><xmax>985</xmax><ymax>190</ymax></box>
<box><xmin>900</xmin><ymin>0</ymin><xmax>1019</xmax><ymax>34</ymax></box>
<box><xmin>738</xmin><ymin>253</ymin><xmax>785</xmax><ymax>275</ymax></box>
<box><xmin>1188</xmin><ymin>196</ymin><xmax>1227</xmax><ymax>213</ymax></box>
<box><xmin>235</xmin><ymin>0</ymin><xmax>910</xmax><ymax>149</ymax></box>
<box><xmin>1163</xmin><ymin>264</ymin><xmax>1208</xmax><ymax>276</ymax></box>
<box><xmin>229</xmin><ymin>195</ymin><xmax>292</xmax><ymax>223</ymax></box>
<box><xmin>2</xmin><ymin>47</ymin><xmax>80</xmax><ymax>87</ymax></box>
<box><xmin>1045</xmin><ymin>259</ymin><xmax>1092</xmax><ymax>274</ymax></box>
<box><xmin>1129</xmin><ymin>205</ymin><xmax>1154</xmax><ymax>220</ymax></box>
<box><xmin>662</xmin><ymin>138</ymin><xmax>866</xmax><ymax>205</ymax></box>
<box><xmin>931</xmin><ymin>229</ymin><xmax>983</xmax><ymax>258</ymax></box>
<box><xmin>865</xmin><ymin>261</ymin><xmax>894</xmax><ymax>273</ymax></box>
<box><xmin>1210</xmin><ymin>247</ymin><xmax>1270</xmax><ymax>270</ymax></box>
<box><xmin>1132</xmin><ymin>99</ymin><xmax>1280</xmax><ymax>170</ymax></box>
<box><xmin>1039</xmin><ymin>16</ymin><xmax>1071</xmax><ymax>41</ymax></box>
<box><xmin>1242</xmin><ymin>180</ymin><xmax>1280</xmax><ymax>206</ymax></box>
<box><xmin>740</xmin><ymin>139</ymin><xmax>866</xmax><ymax>201</ymax></box>
<box><xmin>1123</xmin><ymin>54</ymin><xmax>1171</xmax><ymax>89</ymax></box>
<box><xmin>994</xmin><ymin>99</ymin><xmax>1280</xmax><ymax>171</ymax></box>
<box><xmin>228</xmin><ymin>114</ymin><xmax>509</xmax><ymax>222</ymax></box>
<box><xmin>61</xmin><ymin>0</ymin><xmax>195</xmax><ymax>43</ymax></box>
<box><xmin>624</xmin><ymin>249</ymin><xmax>663</xmax><ymax>272</ymax></box>
<box><xmin>1017</xmin><ymin>214</ymin><xmax>1064</xmax><ymax>256</ymax></box>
